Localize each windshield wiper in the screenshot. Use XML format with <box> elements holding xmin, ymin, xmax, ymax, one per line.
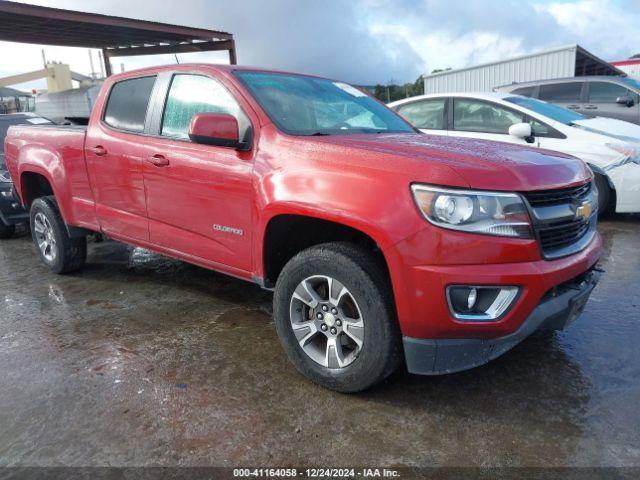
<box><xmin>308</xmin><ymin>132</ymin><xmax>332</xmax><ymax>136</ymax></box>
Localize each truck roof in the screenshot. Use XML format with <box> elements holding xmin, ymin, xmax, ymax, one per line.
<box><xmin>494</xmin><ymin>75</ymin><xmax>632</xmax><ymax>91</ymax></box>
<box><xmin>107</xmin><ymin>63</ymin><xmax>333</xmax><ymax>82</ymax></box>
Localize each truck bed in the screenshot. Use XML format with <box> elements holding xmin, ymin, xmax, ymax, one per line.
<box><xmin>4</xmin><ymin>123</ymin><xmax>98</xmax><ymax>231</ymax></box>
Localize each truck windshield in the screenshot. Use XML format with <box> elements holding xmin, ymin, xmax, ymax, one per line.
<box><xmin>621</xmin><ymin>77</ymin><xmax>640</xmax><ymax>91</ymax></box>
<box><xmin>504</xmin><ymin>96</ymin><xmax>585</xmax><ymax>125</ymax></box>
<box><xmin>235</xmin><ymin>71</ymin><xmax>415</xmax><ymax>136</ymax></box>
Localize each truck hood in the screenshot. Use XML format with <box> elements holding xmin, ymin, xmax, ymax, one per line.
<box><xmin>572</xmin><ymin>117</ymin><xmax>640</xmax><ymax>144</ymax></box>
<box><xmin>310</xmin><ymin>133</ymin><xmax>591</xmax><ymax>191</ymax></box>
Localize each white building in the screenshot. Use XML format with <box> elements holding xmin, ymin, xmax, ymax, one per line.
<box><xmin>423</xmin><ymin>44</ymin><xmax>624</xmax><ymax>94</ymax></box>
<box><xmin>610</xmin><ymin>59</ymin><xmax>640</xmax><ymax>79</ymax></box>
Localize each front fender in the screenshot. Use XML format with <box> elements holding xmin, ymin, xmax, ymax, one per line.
<box><xmin>260</xmin><ymin>168</ymin><xmax>424</xmax><ymax>238</ymax></box>
<box><xmin>253</xmin><ymin>166</ymin><xmax>427</xmax><ymax>280</ymax></box>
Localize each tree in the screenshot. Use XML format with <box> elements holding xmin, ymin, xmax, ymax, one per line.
<box><xmin>631</xmin><ymin>53</ymin><xmax>640</xmax><ymax>59</ymax></box>
<box><xmin>371</xmin><ymin>75</ymin><xmax>425</xmax><ymax>103</ymax></box>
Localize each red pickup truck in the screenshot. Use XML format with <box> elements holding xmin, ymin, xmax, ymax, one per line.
<box><xmin>4</xmin><ymin>64</ymin><xmax>602</xmax><ymax>392</ymax></box>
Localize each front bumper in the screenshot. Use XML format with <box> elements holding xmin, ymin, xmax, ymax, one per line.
<box><xmin>403</xmin><ymin>268</ymin><xmax>601</xmax><ymax>375</ymax></box>
<box><xmin>0</xmin><ymin>183</ymin><xmax>28</xmax><ymax>226</ymax></box>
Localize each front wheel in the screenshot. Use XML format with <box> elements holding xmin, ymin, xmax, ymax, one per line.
<box><xmin>273</xmin><ymin>242</ymin><xmax>401</xmax><ymax>393</ymax></box>
<box><xmin>30</xmin><ymin>197</ymin><xmax>87</xmax><ymax>274</ymax></box>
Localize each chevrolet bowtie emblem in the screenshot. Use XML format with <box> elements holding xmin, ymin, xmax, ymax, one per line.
<box><xmin>576</xmin><ymin>200</ymin><xmax>592</xmax><ymax>220</ymax></box>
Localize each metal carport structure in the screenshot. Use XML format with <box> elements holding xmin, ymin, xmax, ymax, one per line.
<box><xmin>0</xmin><ymin>0</ymin><xmax>236</xmax><ymax>77</ymax></box>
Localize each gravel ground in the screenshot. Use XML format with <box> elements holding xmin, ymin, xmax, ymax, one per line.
<box><xmin>0</xmin><ymin>216</ymin><xmax>639</xmax><ymax>468</ymax></box>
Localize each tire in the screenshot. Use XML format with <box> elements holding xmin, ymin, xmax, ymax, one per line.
<box><xmin>0</xmin><ymin>221</ymin><xmax>15</xmax><ymax>239</ymax></box>
<box><xmin>594</xmin><ymin>174</ymin><xmax>612</xmax><ymax>217</ymax></box>
<box><xmin>273</xmin><ymin>242</ymin><xmax>401</xmax><ymax>393</ymax></box>
<box><xmin>30</xmin><ymin>196</ymin><xmax>86</xmax><ymax>274</ymax></box>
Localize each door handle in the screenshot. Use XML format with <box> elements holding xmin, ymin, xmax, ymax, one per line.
<box><xmin>584</xmin><ymin>105</ymin><xmax>598</xmax><ymax>110</ymax></box>
<box><xmin>90</xmin><ymin>145</ymin><xmax>107</xmax><ymax>156</ymax></box>
<box><xmin>147</xmin><ymin>154</ymin><xmax>170</xmax><ymax>167</ymax></box>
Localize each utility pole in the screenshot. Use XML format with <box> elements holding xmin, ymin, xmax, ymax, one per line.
<box><xmin>98</xmin><ymin>50</ymin><xmax>106</xmax><ymax>78</ymax></box>
<box><xmin>88</xmin><ymin>50</ymin><xmax>96</xmax><ymax>79</ymax></box>
<box><xmin>41</xmin><ymin>49</ymin><xmax>47</xmax><ymax>68</ymax></box>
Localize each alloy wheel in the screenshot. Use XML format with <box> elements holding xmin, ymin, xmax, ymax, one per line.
<box><xmin>33</xmin><ymin>212</ymin><xmax>57</xmax><ymax>262</ymax></box>
<box><xmin>289</xmin><ymin>275</ymin><xmax>365</xmax><ymax>369</ymax></box>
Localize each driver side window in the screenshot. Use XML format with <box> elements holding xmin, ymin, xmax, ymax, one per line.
<box><xmin>528</xmin><ymin>118</ymin><xmax>550</xmax><ymax>136</ymax></box>
<box><xmin>161</xmin><ymin>74</ymin><xmax>249</xmax><ymax>140</ymax></box>
<box><xmin>453</xmin><ymin>99</ymin><xmax>523</xmax><ymax>134</ymax></box>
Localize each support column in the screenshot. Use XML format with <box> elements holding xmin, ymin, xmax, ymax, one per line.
<box><xmin>102</xmin><ymin>49</ymin><xmax>113</xmax><ymax>77</ymax></box>
<box><xmin>228</xmin><ymin>39</ymin><xmax>237</xmax><ymax>65</ymax></box>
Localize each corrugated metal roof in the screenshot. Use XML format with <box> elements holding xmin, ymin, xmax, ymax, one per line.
<box><xmin>0</xmin><ymin>0</ymin><xmax>237</xmax><ymax>75</ymax></box>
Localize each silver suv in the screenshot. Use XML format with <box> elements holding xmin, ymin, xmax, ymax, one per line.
<box><xmin>495</xmin><ymin>76</ymin><xmax>640</xmax><ymax>124</ymax></box>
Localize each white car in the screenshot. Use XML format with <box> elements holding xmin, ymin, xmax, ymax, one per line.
<box><xmin>389</xmin><ymin>92</ymin><xmax>640</xmax><ymax>214</ymax></box>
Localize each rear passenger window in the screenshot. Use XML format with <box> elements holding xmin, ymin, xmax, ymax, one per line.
<box><xmin>511</xmin><ymin>86</ymin><xmax>535</xmax><ymax>97</ymax></box>
<box><xmin>538</xmin><ymin>82</ymin><xmax>583</xmax><ymax>102</ymax></box>
<box><xmin>104</xmin><ymin>76</ymin><xmax>156</xmax><ymax>133</ymax></box>
<box><xmin>396</xmin><ymin>99</ymin><xmax>445</xmax><ymax>129</ymax></box>
<box><xmin>588</xmin><ymin>82</ymin><xmax>632</xmax><ymax>103</ymax></box>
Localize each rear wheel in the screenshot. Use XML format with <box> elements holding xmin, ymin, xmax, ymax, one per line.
<box><xmin>30</xmin><ymin>197</ymin><xmax>86</xmax><ymax>274</ymax></box>
<box><xmin>594</xmin><ymin>174</ymin><xmax>612</xmax><ymax>217</ymax></box>
<box><xmin>0</xmin><ymin>221</ymin><xmax>15</xmax><ymax>239</ymax></box>
<box><xmin>273</xmin><ymin>242</ymin><xmax>401</xmax><ymax>393</ymax></box>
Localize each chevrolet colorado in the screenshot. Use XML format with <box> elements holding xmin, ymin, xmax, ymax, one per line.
<box><xmin>4</xmin><ymin>65</ymin><xmax>602</xmax><ymax>392</ymax></box>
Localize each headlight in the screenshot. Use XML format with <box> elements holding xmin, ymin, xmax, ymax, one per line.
<box><xmin>0</xmin><ymin>169</ymin><xmax>12</xmax><ymax>184</ymax></box>
<box><xmin>411</xmin><ymin>184</ymin><xmax>533</xmax><ymax>238</ymax></box>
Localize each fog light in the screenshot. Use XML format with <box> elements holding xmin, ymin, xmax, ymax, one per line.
<box><xmin>467</xmin><ymin>288</ymin><xmax>478</xmax><ymax>310</ymax></box>
<box><xmin>447</xmin><ymin>285</ymin><xmax>519</xmax><ymax>321</ymax></box>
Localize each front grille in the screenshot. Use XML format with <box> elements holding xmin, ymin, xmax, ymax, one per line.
<box><xmin>522</xmin><ymin>181</ymin><xmax>595</xmax><ymax>259</ymax></box>
<box><xmin>523</xmin><ymin>182</ymin><xmax>591</xmax><ymax>207</ymax></box>
<box><xmin>538</xmin><ymin>218</ymin><xmax>590</xmax><ymax>251</ymax></box>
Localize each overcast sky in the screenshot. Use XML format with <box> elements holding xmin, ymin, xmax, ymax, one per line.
<box><xmin>1</xmin><ymin>0</ymin><xmax>638</xmax><ymax>90</ymax></box>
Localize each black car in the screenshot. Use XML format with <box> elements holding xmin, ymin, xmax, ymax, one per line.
<box><xmin>0</xmin><ymin>113</ymin><xmax>53</xmax><ymax>238</ymax></box>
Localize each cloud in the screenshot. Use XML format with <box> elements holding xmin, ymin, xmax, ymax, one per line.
<box><xmin>1</xmin><ymin>0</ymin><xmax>423</xmax><ymax>89</ymax></box>
<box><xmin>1</xmin><ymin>0</ymin><xmax>638</xmax><ymax>92</ymax></box>
<box><xmin>365</xmin><ymin>0</ymin><xmax>638</xmax><ymax>74</ymax></box>
<box><xmin>541</xmin><ymin>0</ymin><xmax>640</xmax><ymax>60</ymax></box>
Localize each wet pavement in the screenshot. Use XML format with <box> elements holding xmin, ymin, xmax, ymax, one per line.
<box><xmin>0</xmin><ymin>217</ymin><xmax>639</xmax><ymax>468</ymax></box>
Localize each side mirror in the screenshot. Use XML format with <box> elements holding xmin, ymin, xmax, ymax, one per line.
<box><xmin>616</xmin><ymin>96</ymin><xmax>634</xmax><ymax>107</ymax></box>
<box><xmin>508</xmin><ymin>122</ymin><xmax>533</xmax><ymax>139</ymax></box>
<box><xmin>188</xmin><ymin>113</ymin><xmax>242</xmax><ymax>149</ymax></box>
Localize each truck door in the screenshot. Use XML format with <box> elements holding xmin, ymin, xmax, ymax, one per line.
<box><xmin>138</xmin><ymin>72</ymin><xmax>254</xmax><ymax>272</ymax></box>
<box><xmin>85</xmin><ymin>75</ymin><xmax>157</xmax><ymax>242</ymax></box>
